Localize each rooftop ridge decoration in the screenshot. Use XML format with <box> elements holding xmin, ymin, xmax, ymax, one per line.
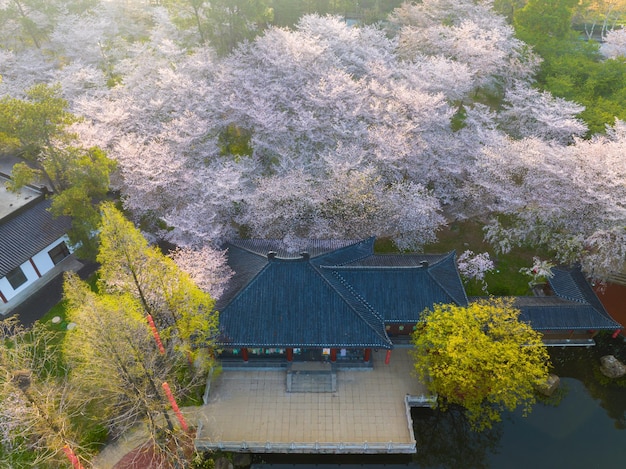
<box><xmin>426</xmin><ymin>251</ymin><xmax>470</xmax><ymax>307</ymax></box>
<box><xmin>548</xmin><ymin>266</ymin><xmax>614</xmax><ymax>321</ymax></box>
<box><xmin>226</xmin><ymin>238</ymin><xmax>365</xmax><ymax>260</ymax></box>
<box><xmin>321</xmin><ymin>268</ymin><xmax>391</xmax><ymax>347</ymax></box>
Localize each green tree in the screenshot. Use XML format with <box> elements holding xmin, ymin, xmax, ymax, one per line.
<box><xmin>96</xmin><ymin>202</ymin><xmax>218</xmax><ymax>368</ymax></box>
<box><xmin>63</xmin><ymin>274</ymin><xmax>197</xmax><ymax>463</ymax></box>
<box><xmin>514</xmin><ymin>0</ymin><xmax>578</xmax><ymax>40</ymax></box>
<box><xmin>0</xmin><ymin>0</ymin><xmax>60</xmax><ymax>49</ymax></box>
<box><xmin>0</xmin><ymin>0</ymin><xmax>98</xmax><ymax>50</ymax></box>
<box><xmin>164</xmin><ymin>0</ymin><xmax>273</xmax><ymax>53</ymax></box>
<box><xmin>493</xmin><ymin>0</ymin><xmax>528</xmax><ymax>21</ymax></box>
<box><xmin>411</xmin><ymin>298</ymin><xmax>550</xmax><ymax>430</ymax></box>
<box><xmin>0</xmin><ymin>84</ymin><xmax>115</xmax><ymax>258</ymax></box>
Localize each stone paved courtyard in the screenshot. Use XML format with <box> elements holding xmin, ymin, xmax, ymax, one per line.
<box><xmin>195</xmin><ymin>348</ymin><xmax>430</xmax><ymax>453</ymax></box>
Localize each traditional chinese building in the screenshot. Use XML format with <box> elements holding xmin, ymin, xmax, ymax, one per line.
<box><xmin>216</xmin><ymin>238</ymin><xmax>621</xmax><ymax>366</ymax></box>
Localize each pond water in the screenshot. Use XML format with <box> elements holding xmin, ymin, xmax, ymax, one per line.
<box><xmin>412</xmin><ymin>340</ymin><xmax>626</xmax><ymax>469</ymax></box>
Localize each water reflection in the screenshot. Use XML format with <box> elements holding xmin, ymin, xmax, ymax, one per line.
<box><xmin>412</xmin><ymin>405</ymin><xmax>502</xmax><ymax>469</ymax></box>
<box><xmin>412</xmin><ymin>339</ymin><xmax>626</xmax><ymax>469</ymax></box>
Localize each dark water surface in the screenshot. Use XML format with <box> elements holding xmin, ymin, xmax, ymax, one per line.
<box><xmin>412</xmin><ymin>341</ymin><xmax>626</xmax><ymax>469</ymax></box>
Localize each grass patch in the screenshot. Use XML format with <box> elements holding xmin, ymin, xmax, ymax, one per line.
<box><xmin>426</xmin><ymin>220</ymin><xmax>548</xmax><ymax>296</ymax></box>
<box><xmin>378</xmin><ymin>220</ymin><xmax>555</xmax><ymax>296</ymax></box>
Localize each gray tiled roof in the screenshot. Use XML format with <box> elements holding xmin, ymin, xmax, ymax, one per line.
<box><xmin>469</xmin><ymin>265</ymin><xmax>621</xmax><ymax>331</ymax></box>
<box><xmin>217</xmin><ymin>238</ymin><xmax>466</xmax><ymax>349</ymax></box>
<box><xmin>218</xmin><ymin>256</ymin><xmax>393</xmax><ymax>349</ymax></box>
<box><xmin>0</xmin><ymin>198</ymin><xmax>72</xmax><ymax>277</ymax></box>
<box><xmin>324</xmin><ymin>252</ymin><xmax>468</xmax><ymax>324</ymax></box>
<box><xmin>512</xmin><ymin>296</ymin><xmax>620</xmax><ymax>330</ymax></box>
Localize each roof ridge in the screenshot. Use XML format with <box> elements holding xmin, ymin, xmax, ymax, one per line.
<box><xmin>310</xmin><ymin>262</ymin><xmax>391</xmax><ymax>347</ymax></box>
<box><xmin>425</xmin><ymin>252</ymin><xmax>469</xmax><ymax>306</ymax></box>
<box><xmin>224</xmin><ymin>241</ymin><xmax>273</xmax><ymax>259</ymax></box>
<box><xmin>313</xmin><ymin>237</ymin><xmax>375</xmax><ymax>266</ymax></box>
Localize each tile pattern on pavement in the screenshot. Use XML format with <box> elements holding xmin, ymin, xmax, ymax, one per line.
<box><xmin>195</xmin><ymin>348</ymin><xmax>429</xmax><ymax>453</ymax></box>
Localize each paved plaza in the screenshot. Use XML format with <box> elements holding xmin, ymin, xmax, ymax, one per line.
<box><xmin>195</xmin><ymin>348</ymin><xmax>430</xmax><ymax>454</ymax></box>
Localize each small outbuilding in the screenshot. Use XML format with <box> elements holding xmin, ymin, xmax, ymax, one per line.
<box><xmin>0</xmin><ymin>177</ymin><xmax>73</xmax><ymax>314</ymax></box>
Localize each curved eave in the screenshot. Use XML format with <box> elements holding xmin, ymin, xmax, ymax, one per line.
<box><xmin>216</xmin><ymin>340</ymin><xmax>393</xmax><ymax>350</ymax></box>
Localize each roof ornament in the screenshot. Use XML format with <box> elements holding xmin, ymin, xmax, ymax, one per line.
<box><xmin>267</xmin><ymin>251</ymin><xmax>276</xmax><ymax>260</ymax></box>
<box><xmin>420</xmin><ymin>260</ymin><xmax>429</xmax><ymax>268</ymax></box>
<box><xmin>300</xmin><ymin>251</ymin><xmax>310</xmax><ymax>260</ymax></box>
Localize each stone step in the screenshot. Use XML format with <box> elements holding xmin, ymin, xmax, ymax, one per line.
<box><xmin>286</xmin><ymin>369</ymin><xmax>337</xmax><ymax>393</ymax></box>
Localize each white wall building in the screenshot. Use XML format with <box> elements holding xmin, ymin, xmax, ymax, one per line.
<box><xmin>0</xmin><ymin>177</ymin><xmax>73</xmax><ymax>311</ymax></box>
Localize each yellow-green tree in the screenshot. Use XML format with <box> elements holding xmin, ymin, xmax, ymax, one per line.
<box><xmin>96</xmin><ymin>202</ymin><xmax>218</xmax><ymax>370</ymax></box>
<box><xmin>0</xmin><ymin>318</ymin><xmax>87</xmax><ymax>467</ymax></box>
<box><xmin>411</xmin><ymin>298</ymin><xmax>550</xmax><ymax>430</ymax></box>
<box><xmin>62</xmin><ymin>274</ymin><xmax>196</xmax><ymax>463</ymax></box>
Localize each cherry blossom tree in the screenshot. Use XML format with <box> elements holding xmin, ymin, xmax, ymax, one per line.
<box><xmin>169</xmin><ymin>245</ymin><xmax>233</xmax><ymax>299</ymax></box>
<box><xmin>6</xmin><ymin>1</ymin><xmax>623</xmax><ymax>283</ymax></box>
<box><xmin>237</xmin><ymin>168</ymin><xmax>445</xmax><ymax>250</ymax></box>
<box><xmin>388</xmin><ymin>0</ymin><xmax>541</xmax><ymax>94</ymax></box>
<box><xmin>457</xmin><ymin>250</ymin><xmax>495</xmax><ymax>292</ymax></box>
<box><xmin>478</xmin><ymin>121</ymin><xmax>626</xmax><ymax>279</ymax></box>
<box><xmin>497</xmin><ymin>82</ymin><xmax>588</xmax><ymax>144</ymax></box>
<box><xmin>600</xmin><ymin>27</ymin><xmax>626</xmax><ymax>59</ymax></box>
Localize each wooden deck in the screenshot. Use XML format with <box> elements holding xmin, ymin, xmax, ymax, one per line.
<box><xmin>195</xmin><ymin>348</ymin><xmax>432</xmax><ymax>454</ymax></box>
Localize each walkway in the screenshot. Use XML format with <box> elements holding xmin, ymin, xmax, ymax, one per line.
<box><xmin>195</xmin><ymin>348</ymin><xmax>430</xmax><ymax>454</ymax></box>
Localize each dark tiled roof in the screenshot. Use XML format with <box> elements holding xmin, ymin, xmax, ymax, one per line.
<box><xmin>218</xmin><ymin>238</ymin><xmax>465</xmax><ymax>348</ymax></box>
<box><xmin>426</xmin><ymin>252</ymin><xmax>469</xmax><ymax>306</ymax></box>
<box><xmin>217</xmin><ymin>257</ymin><xmax>392</xmax><ymax>349</ymax></box>
<box><xmin>513</xmin><ymin>296</ymin><xmax>620</xmax><ymax>331</ymax></box>
<box><xmin>216</xmin><ymin>238</ymin><xmax>372</xmax><ymax>311</ymax></box>
<box><xmin>325</xmin><ymin>252</ymin><xmax>467</xmax><ymax>323</ymax></box>
<box><xmin>470</xmin><ymin>264</ymin><xmax>622</xmax><ymax>332</ymax></box>
<box><xmin>549</xmin><ymin>266</ymin><xmax>610</xmax><ymax>317</ymax></box>
<box><xmin>0</xmin><ymin>198</ymin><xmax>71</xmax><ymax>278</ymax></box>
<box><xmin>218</xmin><ymin>238</ymin><xmax>618</xmax><ymax>348</ymax></box>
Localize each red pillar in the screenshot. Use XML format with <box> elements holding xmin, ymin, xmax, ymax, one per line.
<box><xmin>612</xmin><ymin>329</ymin><xmax>622</xmax><ymax>339</ymax></box>
<box><xmin>286</xmin><ymin>348</ymin><xmax>293</xmax><ymax>362</ymax></box>
<box><xmin>364</xmin><ymin>348</ymin><xmax>371</xmax><ymax>362</ymax></box>
<box><xmin>146</xmin><ymin>314</ymin><xmax>165</xmax><ymax>355</ymax></box>
<box><xmin>62</xmin><ymin>445</ymin><xmax>84</xmax><ymax>469</ymax></box>
<box><xmin>162</xmin><ymin>382</ymin><xmax>190</xmax><ymax>432</ymax></box>
<box><xmin>241</xmin><ymin>348</ymin><xmax>249</xmax><ymax>362</ymax></box>
<box><xmin>385</xmin><ymin>349</ymin><xmax>391</xmax><ymax>365</ymax></box>
<box><xmin>330</xmin><ymin>348</ymin><xmax>337</xmax><ymax>362</ymax></box>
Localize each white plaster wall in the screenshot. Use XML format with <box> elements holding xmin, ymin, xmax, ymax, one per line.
<box><xmin>0</xmin><ymin>259</ymin><xmax>39</xmax><ymax>302</ymax></box>
<box><xmin>31</xmin><ymin>236</ymin><xmax>72</xmax><ymax>275</ymax></box>
<box><xmin>0</xmin><ymin>235</ymin><xmax>71</xmax><ymax>304</ymax></box>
